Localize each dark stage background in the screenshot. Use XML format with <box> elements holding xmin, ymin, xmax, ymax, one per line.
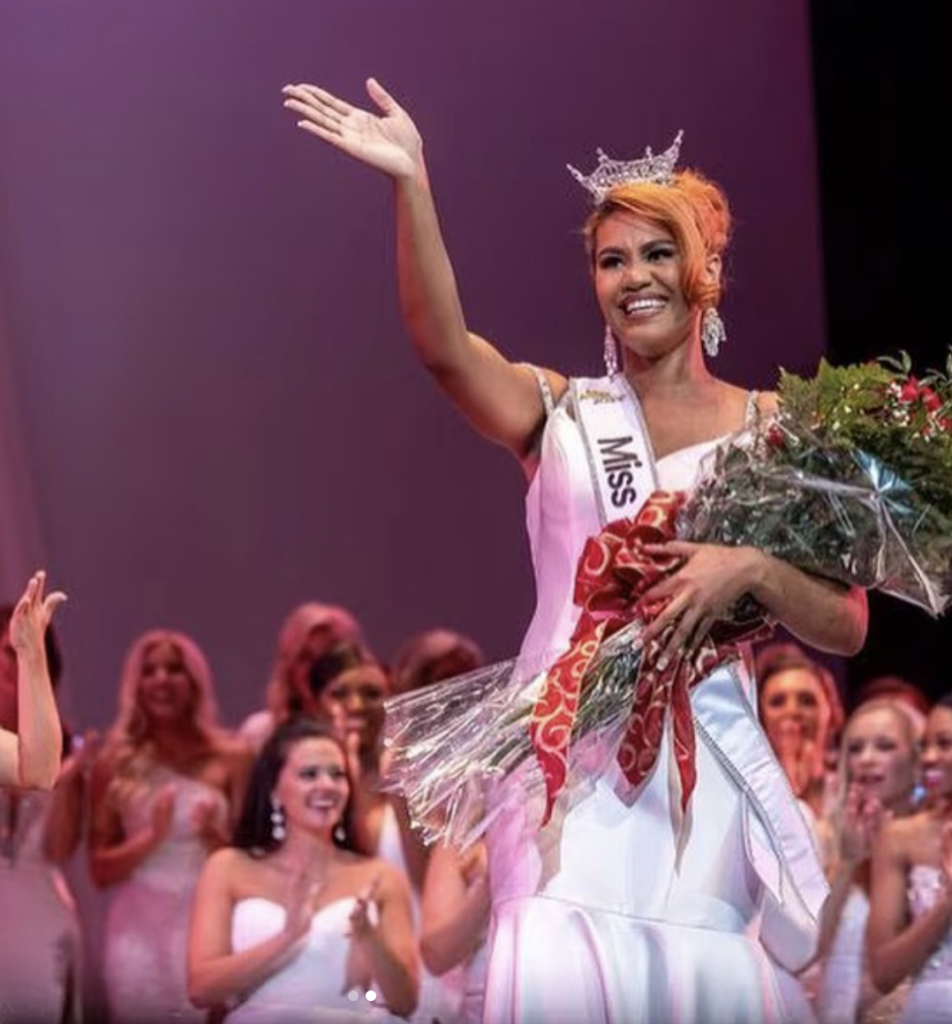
<box><xmin>809</xmin><ymin>1</ymin><xmax>951</xmax><ymax>705</ymax></box>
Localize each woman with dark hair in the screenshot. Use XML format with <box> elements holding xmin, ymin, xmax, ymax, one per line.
<box><xmin>239</xmin><ymin>601</ymin><xmax>366</xmax><ymax>754</ymax></box>
<box><xmin>188</xmin><ymin>717</ymin><xmax>418</xmax><ymax>1022</ymax></box>
<box><xmin>390</xmin><ymin>629</ymin><xmax>485</xmax><ymax>697</ymax></box>
<box><xmin>305</xmin><ymin>642</ymin><xmax>392</xmax><ymax>857</ymax></box>
<box><xmin>89</xmin><ymin>629</ymin><xmax>252</xmax><ymax>1023</ymax></box>
<box><xmin>0</xmin><ymin>571</ymin><xmax>86</xmax><ymax>1024</ymax></box>
<box><xmin>867</xmin><ymin>694</ymin><xmax>952</xmax><ymax>1022</ymax></box>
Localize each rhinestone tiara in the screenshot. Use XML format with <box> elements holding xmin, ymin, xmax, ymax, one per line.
<box><xmin>567</xmin><ymin>130</ymin><xmax>684</xmax><ymax>204</ymax></box>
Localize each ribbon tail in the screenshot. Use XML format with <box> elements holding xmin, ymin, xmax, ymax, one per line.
<box><xmin>529</xmin><ymin>620</ymin><xmax>607</xmax><ymax>825</ymax></box>
<box><xmin>669</xmin><ymin>668</ymin><xmax>698</xmax><ymax>815</ymax></box>
<box><xmin>617</xmin><ymin>667</ymin><xmax>666</xmax><ymax>790</ymax></box>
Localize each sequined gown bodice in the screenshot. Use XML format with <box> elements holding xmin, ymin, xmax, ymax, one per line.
<box><xmin>0</xmin><ymin>787</ymin><xmax>82</xmax><ymax>1023</ymax></box>
<box><xmin>896</xmin><ymin>865</ymin><xmax>952</xmax><ymax>1023</ymax></box>
<box><xmin>817</xmin><ymin>886</ymin><xmax>909</xmax><ymax>1024</ymax></box>
<box><xmin>102</xmin><ymin>764</ymin><xmax>229</xmax><ymax>1023</ymax></box>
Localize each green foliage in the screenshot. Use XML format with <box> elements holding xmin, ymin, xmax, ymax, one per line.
<box><xmin>684</xmin><ymin>348</ymin><xmax>952</xmax><ymax>617</ymax></box>
<box><xmin>777</xmin><ymin>350</ymin><xmax>952</xmax><ymax>520</ymax></box>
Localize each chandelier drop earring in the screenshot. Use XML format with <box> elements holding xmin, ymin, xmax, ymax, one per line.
<box><xmin>603</xmin><ymin>323</ymin><xmax>619</xmax><ymax>378</ymax></box>
<box><xmin>702</xmin><ymin>307</ymin><xmax>727</xmax><ymax>359</ymax></box>
<box><xmin>269</xmin><ymin>798</ymin><xmax>287</xmax><ymax>843</ymax></box>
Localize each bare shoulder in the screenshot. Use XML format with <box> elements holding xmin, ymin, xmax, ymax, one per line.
<box><xmin>204</xmin><ymin>844</ymin><xmax>250</xmax><ymax>879</ymax></box>
<box><xmin>209</xmin><ymin>733</ymin><xmax>255</xmax><ymax>777</ymax></box>
<box><xmin>883</xmin><ymin>809</ymin><xmax>932</xmax><ymax>860</ymax></box>
<box><xmin>361</xmin><ymin>855</ymin><xmax>413</xmax><ymax>898</ymax></box>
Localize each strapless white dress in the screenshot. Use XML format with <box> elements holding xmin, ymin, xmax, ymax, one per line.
<box><xmin>817</xmin><ymin>885</ymin><xmax>909</xmax><ymax>1024</ymax></box>
<box><xmin>896</xmin><ymin>865</ymin><xmax>952</xmax><ymax>1024</ymax></box>
<box><xmin>0</xmin><ymin>788</ymin><xmax>82</xmax><ymax>1023</ymax></box>
<box><xmin>480</xmin><ymin>379</ymin><xmax>828</xmax><ymax>1024</ymax></box>
<box><xmin>102</xmin><ymin>766</ymin><xmax>228</xmax><ymax>1023</ymax></box>
<box><xmin>227</xmin><ymin>896</ymin><xmax>407</xmax><ymax>1023</ymax></box>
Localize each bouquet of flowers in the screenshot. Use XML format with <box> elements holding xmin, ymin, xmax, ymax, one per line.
<box><xmin>383</xmin><ymin>351</ymin><xmax>952</xmax><ymax>848</ymax></box>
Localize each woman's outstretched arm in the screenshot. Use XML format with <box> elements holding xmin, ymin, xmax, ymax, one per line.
<box><xmin>282</xmin><ymin>77</ymin><xmax>563</xmax><ymax>459</ymax></box>
<box><xmin>0</xmin><ymin>571</ymin><xmax>67</xmax><ymax>789</ymax></box>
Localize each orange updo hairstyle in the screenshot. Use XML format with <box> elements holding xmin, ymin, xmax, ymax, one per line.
<box><xmin>583</xmin><ymin>169</ymin><xmax>732</xmax><ymax>311</ymax></box>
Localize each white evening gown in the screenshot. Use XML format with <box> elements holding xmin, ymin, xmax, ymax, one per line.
<box><xmin>480</xmin><ymin>379</ymin><xmax>828</xmax><ymax>1024</ymax></box>
<box><xmin>0</xmin><ymin>788</ymin><xmax>83</xmax><ymax>1023</ymax></box>
<box><xmin>102</xmin><ymin>765</ymin><xmax>228</xmax><ymax>1023</ymax></box>
<box><xmin>227</xmin><ymin>896</ymin><xmax>408</xmax><ymax>1023</ymax></box>
<box><xmin>896</xmin><ymin>866</ymin><xmax>952</xmax><ymax>1024</ymax></box>
<box><xmin>817</xmin><ymin>886</ymin><xmax>909</xmax><ymax>1024</ymax></box>
<box><xmin>377</xmin><ymin>801</ymin><xmax>468</xmax><ymax>1024</ymax></box>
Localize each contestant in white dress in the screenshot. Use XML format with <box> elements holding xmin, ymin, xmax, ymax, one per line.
<box><xmin>420</xmin><ymin>838</ymin><xmax>491</xmax><ymax>1024</ymax></box>
<box><xmin>89</xmin><ymin>629</ymin><xmax>250</xmax><ymax>1024</ymax></box>
<box><xmin>0</xmin><ymin>786</ymin><xmax>84</xmax><ymax>1024</ymax></box>
<box><xmin>868</xmin><ymin>697</ymin><xmax>952</xmax><ymax>1024</ymax></box>
<box><xmin>0</xmin><ymin>581</ymin><xmax>80</xmax><ymax>1024</ymax></box>
<box><xmin>813</xmin><ymin>699</ymin><xmax>920</xmax><ymax>1024</ymax></box>
<box><xmin>281</xmin><ymin>77</ymin><xmax>869</xmax><ymax>1022</ymax></box>
<box><xmin>188</xmin><ymin>717</ymin><xmax>418</xmax><ymax>1023</ymax></box>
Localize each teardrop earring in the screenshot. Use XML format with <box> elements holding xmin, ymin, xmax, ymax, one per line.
<box><xmin>603</xmin><ymin>324</ymin><xmax>619</xmax><ymax>377</ymax></box>
<box><xmin>702</xmin><ymin>307</ymin><xmax>727</xmax><ymax>358</ymax></box>
<box><xmin>269</xmin><ymin>798</ymin><xmax>287</xmax><ymax>843</ymax></box>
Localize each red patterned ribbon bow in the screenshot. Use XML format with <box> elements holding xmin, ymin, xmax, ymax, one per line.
<box><xmin>529</xmin><ymin>490</ymin><xmax>772</xmax><ymax>826</ymax></box>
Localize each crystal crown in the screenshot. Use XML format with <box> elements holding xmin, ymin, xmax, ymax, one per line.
<box><xmin>567</xmin><ymin>130</ymin><xmax>684</xmax><ymax>203</ymax></box>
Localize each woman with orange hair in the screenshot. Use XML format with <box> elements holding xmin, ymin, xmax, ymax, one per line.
<box><xmin>280</xmin><ymin>78</ymin><xmax>869</xmax><ymax>1022</ymax></box>
<box><xmin>88</xmin><ymin>629</ymin><xmax>252</xmax><ymax>1023</ymax></box>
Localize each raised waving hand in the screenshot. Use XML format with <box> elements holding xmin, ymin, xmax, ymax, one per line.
<box><xmin>0</xmin><ymin>571</ymin><xmax>67</xmax><ymax>789</ymax></box>
<box><xmin>282</xmin><ymin>78</ymin><xmax>422</xmax><ymax>180</ymax></box>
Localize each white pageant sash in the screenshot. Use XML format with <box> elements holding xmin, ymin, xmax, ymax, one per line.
<box><xmin>693</xmin><ymin>662</ymin><xmax>829</xmax><ymax>970</ymax></box>
<box><xmin>570</xmin><ymin>376</ymin><xmax>659</xmax><ymax>527</ymax></box>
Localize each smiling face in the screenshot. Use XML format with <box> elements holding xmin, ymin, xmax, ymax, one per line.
<box><xmin>272</xmin><ymin>736</ymin><xmax>350</xmax><ymax>837</ymax></box>
<box><xmin>920</xmin><ymin>705</ymin><xmax>952</xmax><ymax>803</ymax></box>
<box><xmin>316</xmin><ymin>663</ymin><xmax>389</xmax><ymax>754</ymax></box>
<box><xmin>593</xmin><ymin>211</ymin><xmax>705</xmax><ymax>366</ymax></box>
<box><xmin>760</xmin><ymin>668</ymin><xmax>831</xmax><ymax>746</ymax></box>
<box><xmin>136</xmin><ymin>639</ymin><xmax>196</xmax><ymax>725</ymax></box>
<box><xmin>843</xmin><ymin>705</ymin><xmax>917</xmax><ymax>810</ymax></box>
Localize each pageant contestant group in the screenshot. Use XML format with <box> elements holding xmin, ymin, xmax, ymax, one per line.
<box><xmin>2</xmin><ymin>76</ymin><xmax>952</xmax><ymax>1024</ymax></box>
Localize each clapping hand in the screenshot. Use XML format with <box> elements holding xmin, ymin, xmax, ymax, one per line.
<box><xmin>282</xmin><ymin>78</ymin><xmax>422</xmax><ymax>180</ymax></box>
<box><xmin>60</xmin><ymin>729</ymin><xmax>101</xmax><ymax>783</ymax></box>
<box><xmin>348</xmin><ymin>874</ymin><xmax>382</xmax><ymax>940</ymax></box>
<box><xmin>191</xmin><ymin>795</ymin><xmax>227</xmax><ymax>848</ymax></box>
<box><xmin>839</xmin><ymin>782</ymin><xmax>887</xmax><ymax>866</ymax></box>
<box><xmin>282</xmin><ymin>862</ymin><xmax>325</xmax><ymax>946</ymax></box>
<box><xmin>149</xmin><ymin>782</ymin><xmax>177</xmax><ymax>843</ymax></box>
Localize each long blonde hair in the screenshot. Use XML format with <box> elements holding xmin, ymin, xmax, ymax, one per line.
<box><xmin>100</xmin><ymin>629</ymin><xmax>223</xmax><ymax>792</ymax></box>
